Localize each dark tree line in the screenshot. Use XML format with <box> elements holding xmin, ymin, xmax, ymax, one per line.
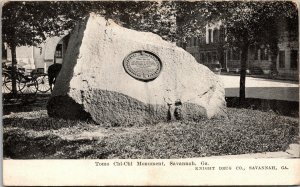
<box><xmin>2</xmin><ymin>1</ymin><xmax>298</xmax><ymax>103</ymax></box>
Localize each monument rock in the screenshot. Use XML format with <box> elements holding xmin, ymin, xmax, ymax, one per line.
<box><xmin>47</xmin><ymin>13</ymin><xmax>227</xmax><ymax>126</ymax></box>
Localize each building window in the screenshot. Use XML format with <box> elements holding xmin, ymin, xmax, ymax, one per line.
<box><xmin>254</xmin><ymin>45</ymin><xmax>259</xmax><ymax>60</ymax></box>
<box><xmin>260</xmin><ymin>48</ymin><xmax>269</xmax><ymax>61</ymax></box>
<box><xmin>200</xmin><ymin>53</ymin><xmax>205</xmax><ymax>63</ymax></box>
<box><xmin>213</xmin><ymin>29</ymin><xmax>219</xmax><ymax>43</ymax></box>
<box><xmin>219</xmin><ymin>27</ymin><xmax>225</xmax><ymax>42</ymax></box>
<box><xmin>290</xmin><ymin>50</ymin><xmax>298</xmax><ymax>69</ymax></box>
<box><xmin>193</xmin><ymin>37</ymin><xmax>198</xmax><ymax>46</ymax></box>
<box><xmin>212</xmin><ymin>51</ymin><xmax>218</xmax><ymax>62</ymax></box>
<box><xmin>208</xmin><ymin>29</ymin><xmax>212</xmax><ymax>44</ymax></box>
<box><xmin>227</xmin><ymin>50</ymin><xmax>231</xmax><ymax>60</ymax></box>
<box><xmin>207</xmin><ymin>52</ymin><xmax>212</xmax><ymax>63</ymax></box>
<box><xmin>232</xmin><ymin>48</ymin><xmax>240</xmax><ymax>60</ymax></box>
<box><xmin>279</xmin><ymin>51</ymin><xmax>285</xmax><ymax>68</ymax></box>
<box><xmin>254</xmin><ymin>49</ymin><xmax>259</xmax><ymax>60</ymax></box>
<box><xmin>55</xmin><ymin>44</ymin><xmax>63</xmax><ymax>58</ymax></box>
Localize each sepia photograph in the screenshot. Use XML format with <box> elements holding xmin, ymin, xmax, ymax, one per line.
<box><xmin>1</xmin><ymin>0</ymin><xmax>299</xmax><ymax>185</ymax></box>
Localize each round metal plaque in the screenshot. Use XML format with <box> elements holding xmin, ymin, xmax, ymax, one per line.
<box><xmin>123</xmin><ymin>51</ymin><xmax>162</xmax><ymax>81</ymax></box>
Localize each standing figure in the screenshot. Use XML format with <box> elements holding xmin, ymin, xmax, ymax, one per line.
<box><xmin>47</xmin><ymin>63</ymin><xmax>62</xmax><ymax>92</ymax></box>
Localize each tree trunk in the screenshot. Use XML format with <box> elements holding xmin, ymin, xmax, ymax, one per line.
<box><xmin>239</xmin><ymin>43</ymin><xmax>249</xmax><ymax>105</ymax></box>
<box><xmin>11</xmin><ymin>44</ymin><xmax>18</xmax><ymax>96</ymax></box>
<box><xmin>217</xmin><ymin>44</ymin><xmax>225</xmax><ymax>68</ymax></box>
<box><xmin>270</xmin><ymin>44</ymin><xmax>279</xmax><ymax>77</ymax></box>
<box><xmin>270</xmin><ymin>53</ymin><xmax>278</xmax><ymax>76</ymax></box>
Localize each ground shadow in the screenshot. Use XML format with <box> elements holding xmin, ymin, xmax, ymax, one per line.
<box><xmin>3</xmin><ymin>131</ymin><xmax>103</xmax><ymax>159</ymax></box>
<box><xmin>3</xmin><ymin>117</ymin><xmax>82</xmax><ymax>131</ymax></box>
<box><xmin>3</xmin><ymin>94</ymin><xmax>50</xmax><ymax>115</ymax></box>
<box><xmin>226</xmin><ymin>97</ymin><xmax>299</xmax><ymax>117</ymax></box>
<box><xmin>225</xmin><ymin>87</ymin><xmax>299</xmax><ymax>102</ymax></box>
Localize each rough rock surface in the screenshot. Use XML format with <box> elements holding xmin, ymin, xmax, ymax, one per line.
<box><xmin>47</xmin><ymin>13</ymin><xmax>227</xmax><ymax>126</ymax></box>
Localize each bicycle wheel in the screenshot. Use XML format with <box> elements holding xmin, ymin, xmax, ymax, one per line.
<box><xmin>2</xmin><ymin>73</ymin><xmax>12</xmax><ymax>94</ymax></box>
<box><xmin>36</xmin><ymin>75</ymin><xmax>51</xmax><ymax>93</ymax></box>
<box><xmin>18</xmin><ymin>76</ymin><xmax>38</xmax><ymax>95</ymax></box>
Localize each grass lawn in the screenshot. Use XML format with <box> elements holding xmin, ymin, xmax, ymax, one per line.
<box><xmin>3</xmin><ymin>96</ymin><xmax>299</xmax><ymax>159</ymax></box>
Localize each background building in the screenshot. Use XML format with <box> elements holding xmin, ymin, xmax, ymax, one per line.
<box><xmin>4</xmin><ymin>33</ymin><xmax>69</xmax><ymax>73</ymax></box>
<box><xmin>179</xmin><ymin>21</ymin><xmax>299</xmax><ymax>80</ymax></box>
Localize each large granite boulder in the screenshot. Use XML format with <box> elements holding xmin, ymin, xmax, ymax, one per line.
<box><xmin>47</xmin><ymin>13</ymin><xmax>227</xmax><ymax>126</ymax></box>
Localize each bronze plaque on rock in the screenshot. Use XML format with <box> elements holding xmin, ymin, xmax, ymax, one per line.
<box><xmin>123</xmin><ymin>51</ymin><xmax>162</xmax><ymax>81</ymax></box>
